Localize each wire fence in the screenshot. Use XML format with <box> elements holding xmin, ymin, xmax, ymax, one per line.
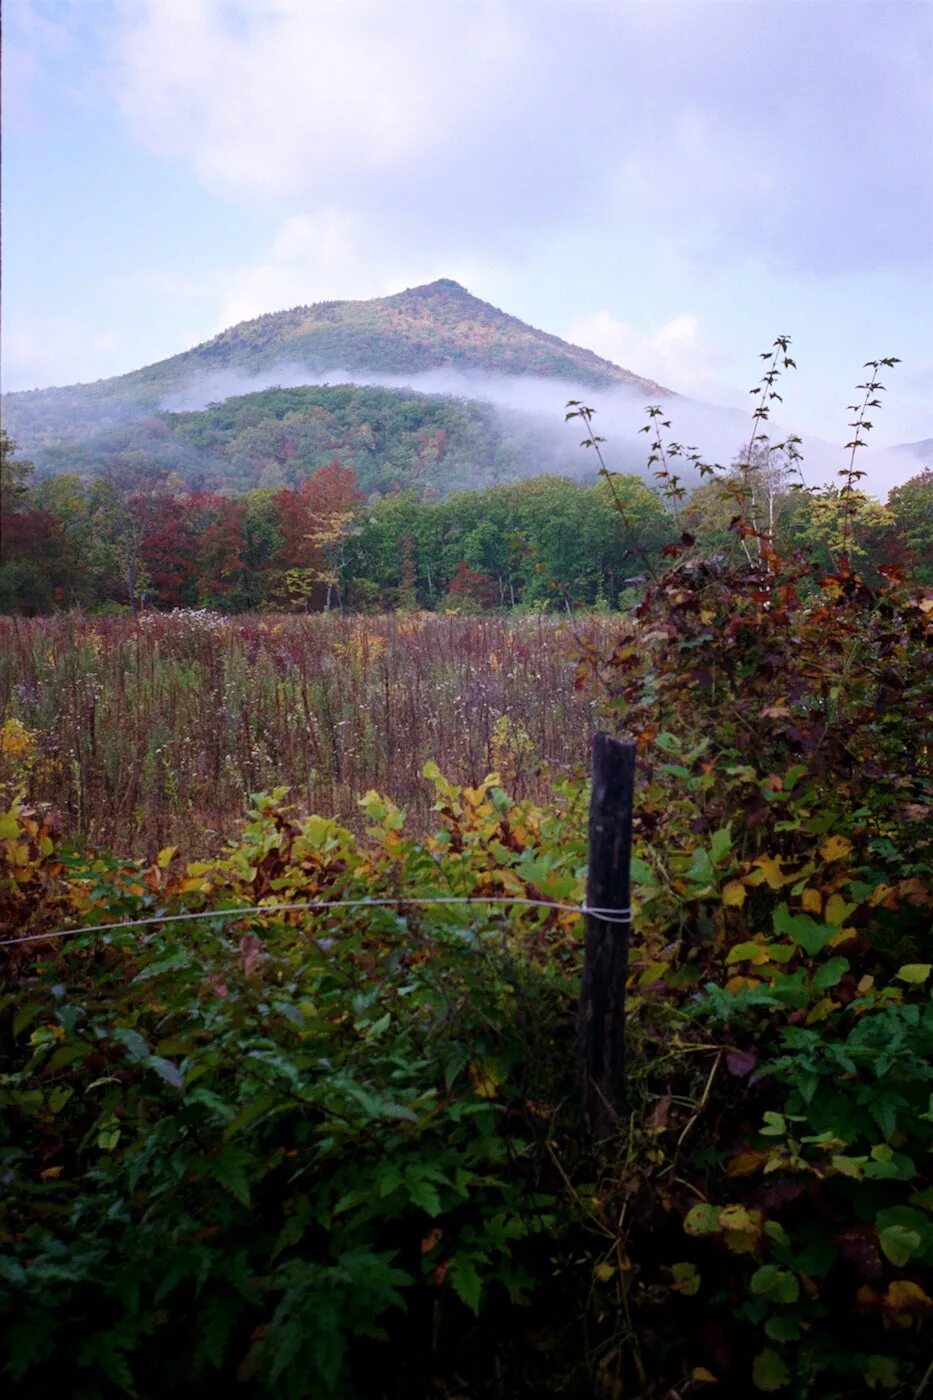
<box><xmin>0</xmin><ymin>896</ymin><xmax>633</xmax><ymax>950</ymax></box>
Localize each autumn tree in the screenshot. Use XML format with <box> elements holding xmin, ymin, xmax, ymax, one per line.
<box><xmin>0</xmin><ymin>432</ymin><xmax>68</xmax><ymax>613</ymax></box>
<box><xmin>274</xmin><ymin>461</ymin><xmax>362</xmax><ymax>610</ymax></box>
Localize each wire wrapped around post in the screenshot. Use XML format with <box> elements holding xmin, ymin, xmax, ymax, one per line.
<box><xmin>579</xmin><ymin>731</ymin><xmax>635</xmax><ymax>1137</ymax></box>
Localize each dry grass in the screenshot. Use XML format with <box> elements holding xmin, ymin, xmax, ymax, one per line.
<box><xmin>0</xmin><ymin>610</ymin><xmax>616</xmax><ymax>855</ymax></box>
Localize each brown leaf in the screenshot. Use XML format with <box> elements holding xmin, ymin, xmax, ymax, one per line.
<box><xmin>240</xmin><ymin>933</ymin><xmax>263</xmax><ymax>975</ymax></box>
<box><xmin>835</xmin><ymin>1225</ymin><xmax>883</xmax><ymax>1279</ymax></box>
<box><xmin>725</xmin><ymin>1048</ymin><xmax>758</xmax><ymax>1078</ymax></box>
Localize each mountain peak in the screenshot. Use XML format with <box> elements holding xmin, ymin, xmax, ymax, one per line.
<box><xmin>2</xmin><ymin>280</ymin><xmax>673</xmax><ymax>460</ymax></box>
<box><xmin>411</xmin><ymin>278</ymin><xmax>469</xmax><ymax>294</ymax></box>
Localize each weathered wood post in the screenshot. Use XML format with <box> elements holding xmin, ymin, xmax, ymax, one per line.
<box><xmin>579</xmin><ymin>732</ymin><xmax>635</xmax><ymax>1137</ymax></box>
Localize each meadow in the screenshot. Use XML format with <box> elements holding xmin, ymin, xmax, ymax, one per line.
<box><xmin>2</xmin><ymin>545</ymin><xmax>931</xmax><ymax>1397</ymax></box>
<box><xmin>0</xmin><ymin>609</ymin><xmax>613</xmax><ymax>853</ymax></box>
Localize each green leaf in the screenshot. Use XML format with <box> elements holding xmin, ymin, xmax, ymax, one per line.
<box><xmin>879</xmin><ymin>1224</ymin><xmax>922</xmax><ymax>1267</ymax></box>
<box><xmin>671</xmin><ymin>1261</ymin><xmax>701</xmax><ymax>1295</ymax></box>
<box><xmin>751</xmin><ymin>1266</ymin><xmax>799</xmax><ymax>1304</ymax></box>
<box><xmin>147</xmin><ymin>1056</ymin><xmax>185</xmax><ymax>1091</ymax></box>
<box><xmin>764</xmin><ymin>1317</ymin><xmax>799</xmax><ymax>1342</ymax></box>
<box><xmin>6</xmin><ymin>1318</ymin><xmax>55</xmax><ymax>1380</ymax></box>
<box><xmin>753</xmin><ymin>1349</ymin><xmax>791</xmax><ymax>1391</ymax></box>
<box><xmin>0</xmin><ymin>1255</ymin><xmax>28</xmax><ymax>1288</ymax></box>
<box><xmin>772</xmin><ymin>905</ymin><xmax>838</xmax><ymax>956</ymax></box>
<box><xmin>655</xmin><ymin>732</ymin><xmax>682</xmax><ymax>753</ymax></box>
<box><xmin>870</xmin><ymin>1098</ymin><xmax>897</xmax><ymax>1141</ymax></box>
<box><xmin>813</xmin><ymin>956</ymin><xmax>849</xmax><ymax>991</ymax></box>
<box><xmin>686</xmin><ymin>847</ymin><xmax>715</xmax><ymax>886</ymax></box>
<box><xmin>449</xmin><ymin>1254</ymin><xmax>484</xmax><ymax>1315</ymax></box>
<box><xmin>865</xmin><ymin>1355</ymin><xmax>899</xmax><ymax>1389</ymax></box>
<box><xmin>684</xmin><ymin>1204</ymin><xmax>721</xmax><ymax>1236</ymax></box>
<box><xmin>630</xmin><ymin>856</ymin><xmax>656</xmax><ymax>885</ymax></box>
<box><xmin>210</xmin><ymin>1146</ymin><xmax>252</xmax><ymax>1207</ymax></box>
<box><xmin>406</xmin><ymin>1179</ymin><xmax>442</xmax><ymax>1216</ymax></box>
<box><xmin>113</xmin><ymin>1027</ymin><xmax>150</xmax><ymax>1062</ymax></box>
<box><xmin>726</xmin><ymin>940</ymin><xmax>766</xmax><ymax>966</ymax></box>
<box><xmin>710</xmin><ymin>824</ymin><xmax>733</xmax><ymax>865</ymax></box>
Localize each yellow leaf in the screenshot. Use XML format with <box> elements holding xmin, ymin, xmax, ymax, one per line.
<box><xmin>868</xmin><ymin>883</ymin><xmax>894</xmax><ymax>906</ymax></box>
<box><xmin>157</xmin><ymin>845</ymin><xmax>177</xmax><ymax>869</ymax></box>
<box><xmin>752</xmin><ymin>855</ymin><xmax>794</xmax><ymax>890</ymax></box>
<box><xmin>691</xmin><ymin>1368</ymin><xmax>717</xmax><ymax>1384</ymax></box>
<box><xmin>806</xmin><ymin>997</ymin><xmax>835</xmax><ymax>1024</ymax></box>
<box><xmin>180</xmin><ymin>877</ymin><xmax>212</xmax><ymax>894</ymax></box>
<box><xmin>825</xmin><ymin>893</ymin><xmax>855</xmax><ymax>923</ymax></box>
<box><xmin>718</xmin><ymin>1204</ymin><xmax>762</xmax><ymax>1237</ymax></box>
<box><xmin>721</xmin><ymin>881</ymin><xmax>747</xmax><ymax>908</ymax></box>
<box><xmin>725</xmin><ymin>1151</ymin><xmax>767</xmax><ymax>1178</ymax></box>
<box><xmin>896</xmin><ymin>963</ymin><xmax>931</xmax><ymax>985</ymax></box>
<box><xmin>820</xmin><ymin>834</ymin><xmax>852</xmax><ymax>863</ymax></box>
<box><xmin>469</xmin><ymin>1063</ymin><xmax>501</xmax><ymax>1099</ymax></box>
<box><xmin>831</xmin><ymin>1155</ymin><xmax>865</xmax><ymax>1179</ymax></box>
<box><xmin>725</xmin><ymin>975</ymin><xmax>761</xmax><ymax>993</ymax></box>
<box><xmin>723</xmin><ymin>1229</ymin><xmax>759</xmax><ymax>1255</ymax></box>
<box><xmin>801</xmin><ymin>887</ymin><xmax>822</xmax><ymax>914</ymax></box>
<box><xmin>595</xmin><ymin>1261</ymin><xmax>615</xmax><ymax>1282</ymax></box>
<box><xmin>638</xmin><ymin>959</ymin><xmax>672</xmax><ymax>985</ymax></box>
<box><xmin>885</xmin><ymin>1279</ymin><xmax>933</xmax><ymax>1314</ymax></box>
<box><xmin>40</xmin><ymin>1166</ymin><xmax>64</xmax><ymax>1179</ymax></box>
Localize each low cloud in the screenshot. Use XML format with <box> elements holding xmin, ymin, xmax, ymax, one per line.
<box><xmin>159</xmin><ymin>360</ymin><xmax>921</xmax><ymax>499</ymax></box>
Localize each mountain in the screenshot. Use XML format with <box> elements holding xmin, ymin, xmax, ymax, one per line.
<box><xmin>24</xmin><ymin>382</ymin><xmax>628</xmax><ymax>498</ymax></box>
<box><xmin>2</xmin><ymin>280</ymin><xmax>671</xmax><ymax>460</ymax></box>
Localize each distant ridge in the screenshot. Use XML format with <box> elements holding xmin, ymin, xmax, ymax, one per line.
<box><xmin>893</xmin><ymin>438</ymin><xmax>932</xmax><ymax>463</ymax></box>
<box><xmin>2</xmin><ymin>279</ymin><xmax>671</xmax><ymax>452</ymax></box>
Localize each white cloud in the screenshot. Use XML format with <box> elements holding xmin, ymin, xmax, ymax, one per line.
<box><xmin>215</xmin><ymin>210</ymin><xmax>500</xmax><ymax>327</ymax></box>
<box><xmin>109</xmin><ymin>0</ymin><xmax>932</xmax><ymax>278</ymax></box>
<box><xmin>113</xmin><ymin>0</ymin><xmax>525</xmax><ymax>202</ymax></box>
<box><xmin>566</xmin><ymin>309</ymin><xmax>744</xmax><ymax>405</ymax></box>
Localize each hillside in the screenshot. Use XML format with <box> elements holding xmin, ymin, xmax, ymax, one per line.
<box><xmin>26</xmin><ymin>382</ymin><xmax>647</xmax><ymax>496</ymax></box>
<box><xmin>2</xmin><ymin>280</ymin><xmax>671</xmax><ymax>469</ymax></box>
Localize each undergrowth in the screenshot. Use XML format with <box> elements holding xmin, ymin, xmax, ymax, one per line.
<box><xmin>1</xmin><ymin>346</ymin><xmax>931</xmax><ymax>1397</ymax></box>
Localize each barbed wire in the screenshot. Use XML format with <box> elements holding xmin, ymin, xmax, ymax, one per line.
<box><xmin>0</xmin><ymin>896</ymin><xmax>633</xmax><ymax>950</ymax></box>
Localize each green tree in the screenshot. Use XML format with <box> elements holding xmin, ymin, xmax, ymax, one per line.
<box><xmin>887</xmin><ymin>468</ymin><xmax>933</xmax><ymax>583</ymax></box>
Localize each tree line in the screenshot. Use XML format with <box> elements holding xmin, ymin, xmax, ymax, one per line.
<box><xmin>1</xmin><ymin>429</ymin><xmax>929</xmax><ymax>614</ymax></box>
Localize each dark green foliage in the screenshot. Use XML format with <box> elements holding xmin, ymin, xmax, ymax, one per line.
<box><xmin>1</xmin><ymin>780</ymin><xmax>592</xmax><ymax>1397</ymax></box>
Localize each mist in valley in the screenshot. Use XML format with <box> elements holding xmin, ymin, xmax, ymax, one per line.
<box><xmin>158</xmin><ymin>361</ymin><xmax>926</xmax><ymax>500</ymax></box>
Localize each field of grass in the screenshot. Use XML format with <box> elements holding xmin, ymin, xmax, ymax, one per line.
<box><xmin>0</xmin><ymin>609</ymin><xmax>613</xmax><ymax>853</ymax></box>
<box><xmin>2</xmin><ymin>552</ymin><xmax>931</xmax><ymax>1398</ymax></box>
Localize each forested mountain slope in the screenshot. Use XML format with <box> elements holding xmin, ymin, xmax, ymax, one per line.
<box><xmin>25</xmin><ymin>382</ymin><xmax>647</xmax><ymax>496</ymax></box>
<box><xmin>2</xmin><ymin>280</ymin><xmax>671</xmax><ymax>468</ymax></box>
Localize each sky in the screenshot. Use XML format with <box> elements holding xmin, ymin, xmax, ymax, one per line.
<box><xmin>3</xmin><ymin>0</ymin><xmax>932</xmax><ymax>457</ymax></box>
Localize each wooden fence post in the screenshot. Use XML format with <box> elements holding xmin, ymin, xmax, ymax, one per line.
<box><xmin>579</xmin><ymin>732</ymin><xmax>635</xmax><ymax>1137</ymax></box>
